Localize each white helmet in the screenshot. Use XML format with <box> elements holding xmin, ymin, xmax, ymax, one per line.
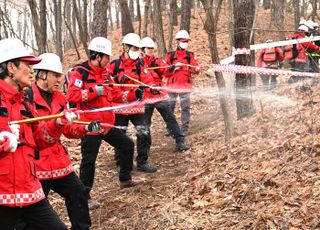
<box><xmin>298</xmin><ymin>24</ymin><xmax>309</xmax><ymax>32</ymax></box>
<box><xmin>122</xmin><ymin>33</ymin><xmax>141</xmax><ymax>47</ymax></box>
<box><xmin>312</xmin><ymin>21</ymin><xmax>319</xmax><ymax>28</ymax></box>
<box><xmin>140</xmin><ymin>37</ymin><xmax>155</xmax><ymax>48</ymax></box>
<box><xmin>175</xmin><ymin>30</ymin><xmax>191</xmax><ymax>40</ymax></box>
<box><xmin>0</xmin><ymin>38</ymin><xmax>41</xmax><ymax>64</ymax></box>
<box><xmin>33</xmin><ymin>53</ymin><xmax>63</xmax><ymax>74</ymax></box>
<box><xmin>88</xmin><ymin>36</ymin><xmax>112</xmax><ymax>56</ymax></box>
<box><xmin>306</xmin><ymin>20</ymin><xmax>315</xmax><ymax>30</ymax></box>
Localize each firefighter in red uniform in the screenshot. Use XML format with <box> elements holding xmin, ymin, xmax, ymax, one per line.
<box><xmin>284</xmin><ymin>24</ymin><xmax>320</xmax><ymax>83</ymax></box>
<box><xmin>0</xmin><ymin>39</ymin><xmax>79</xmax><ymax>229</ymax></box>
<box><xmin>30</xmin><ymin>53</ymin><xmax>102</xmax><ymax>229</ymax></box>
<box><xmin>66</xmin><ymin>37</ymin><xmax>143</xmax><ymax>210</ymax></box>
<box><xmin>139</xmin><ymin>37</ymin><xmax>188</xmax><ymax>152</ymax></box>
<box><xmin>256</xmin><ymin>40</ymin><xmax>283</xmax><ymax>91</ymax></box>
<box><xmin>164</xmin><ymin>30</ymin><xmax>200</xmax><ymax>136</ymax></box>
<box><xmin>109</xmin><ymin>33</ymin><xmax>157</xmax><ymax>173</ymax></box>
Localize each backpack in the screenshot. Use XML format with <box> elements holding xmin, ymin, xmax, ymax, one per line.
<box><xmin>262</xmin><ymin>47</ymin><xmax>279</xmax><ymax>62</ymax></box>
<box><xmin>111</xmin><ymin>58</ymin><xmax>143</xmax><ymax>78</ymax></box>
<box><xmin>169</xmin><ymin>50</ymin><xmax>191</xmax><ymax>64</ymax></box>
<box><xmin>283</xmin><ymin>36</ymin><xmax>302</xmax><ymax>61</ymax></box>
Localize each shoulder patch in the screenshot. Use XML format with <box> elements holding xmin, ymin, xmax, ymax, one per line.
<box><xmin>74</xmin><ymin>79</ymin><xmax>83</xmax><ymax>88</ymax></box>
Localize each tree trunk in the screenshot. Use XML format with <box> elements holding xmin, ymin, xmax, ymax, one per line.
<box><xmin>233</xmin><ymin>0</ymin><xmax>255</xmax><ymax>120</ymax></box>
<box><xmin>73</xmin><ymin>0</ymin><xmax>88</xmax><ymax>57</ymax></box>
<box><xmin>27</xmin><ymin>0</ymin><xmax>46</xmax><ymax>53</ymax></box>
<box><xmin>108</xmin><ymin>1</ymin><xmax>114</xmax><ymax>31</ymax></box>
<box><xmin>272</xmin><ymin>0</ymin><xmax>285</xmax><ymax>40</ymax></box>
<box><xmin>136</xmin><ymin>0</ymin><xmax>141</xmax><ymax>36</ymax></box>
<box><xmin>142</xmin><ymin>0</ymin><xmax>150</xmax><ymax>37</ymax></box>
<box><xmin>227</xmin><ymin>0</ymin><xmax>234</xmax><ymax>56</ymax></box>
<box><xmin>82</xmin><ymin>0</ymin><xmax>89</xmax><ymax>53</ymax></box>
<box><xmin>129</xmin><ymin>0</ymin><xmax>134</xmax><ymax>20</ymax></box>
<box><xmin>180</xmin><ymin>0</ymin><xmax>192</xmax><ymax>32</ymax></box>
<box><xmin>167</xmin><ymin>0</ymin><xmax>177</xmax><ymax>51</ymax></box>
<box><xmin>115</xmin><ymin>0</ymin><xmax>120</xmax><ymax>29</ymax></box>
<box><xmin>53</xmin><ymin>0</ymin><xmax>63</xmax><ymax>58</ymax></box>
<box><xmin>200</xmin><ymin>0</ymin><xmax>234</xmax><ymax>141</ymax></box>
<box><xmin>293</xmin><ymin>0</ymin><xmax>300</xmax><ymax>30</ymax></box>
<box><xmin>92</xmin><ymin>0</ymin><xmax>109</xmax><ymax>37</ymax></box>
<box><xmin>39</xmin><ymin>0</ymin><xmax>47</xmax><ymax>52</ymax></box>
<box><xmin>118</xmin><ymin>0</ymin><xmax>134</xmax><ymax>35</ymax></box>
<box><xmin>263</xmin><ymin>0</ymin><xmax>271</xmax><ymax>9</ymax></box>
<box><xmin>153</xmin><ymin>0</ymin><xmax>166</xmax><ymax>57</ymax></box>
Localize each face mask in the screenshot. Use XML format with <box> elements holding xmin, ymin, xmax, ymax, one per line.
<box><xmin>128</xmin><ymin>50</ymin><xmax>140</xmax><ymax>60</ymax></box>
<box><xmin>179</xmin><ymin>42</ymin><xmax>188</xmax><ymax>50</ymax></box>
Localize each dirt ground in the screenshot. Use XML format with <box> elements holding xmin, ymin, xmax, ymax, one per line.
<box><xmin>50</xmin><ymin>7</ymin><xmax>320</xmax><ymax>230</ymax></box>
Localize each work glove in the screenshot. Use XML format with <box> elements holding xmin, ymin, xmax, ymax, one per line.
<box><xmin>150</xmin><ymin>86</ymin><xmax>161</xmax><ymax>95</ymax></box>
<box><xmin>135</xmin><ymin>88</ymin><xmax>144</xmax><ymax>101</ymax></box>
<box><xmin>56</xmin><ymin>109</ymin><xmax>79</xmax><ymax>126</ymax></box>
<box><xmin>9</xmin><ymin>124</ymin><xmax>20</xmax><ymax>139</ymax></box>
<box><xmin>169</xmin><ymin>64</ymin><xmax>175</xmax><ymax>71</ymax></box>
<box><xmin>0</xmin><ymin>131</ymin><xmax>18</xmax><ymax>152</ymax></box>
<box><xmin>95</xmin><ymin>84</ymin><xmax>104</xmax><ymax>96</ymax></box>
<box><xmin>85</xmin><ymin>120</ymin><xmax>103</xmax><ymax>132</ymax></box>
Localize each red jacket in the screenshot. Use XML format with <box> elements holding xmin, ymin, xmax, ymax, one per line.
<box><xmin>108</xmin><ymin>54</ymin><xmax>154</xmax><ymax>114</ymax></box>
<box><xmin>140</xmin><ymin>55</ymin><xmax>169</xmax><ymax>104</ymax></box>
<box><xmin>288</xmin><ymin>32</ymin><xmax>320</xmax><ymax>63</ymax></box>
<box><xmin>0</xmin><ymin>80</ymin><xmax>63</xmax><ymax>207</ymax></box>
<box><xmin>256</xmin><ymin>47</ymin><xmax>283</xmax><ymax>69</ymax></box>
<box><xmin>164</xmin><ymin>49</ymin><xmax>200</xmax><ymax>93</ymax></box>
<box><xmin>66</xmin><ymin>61</ymin><xmax>136</xmax><ymax>134</ymax></box>
<box><xmin>31</xmin><ymin>83</ymin><xmax>86</xmax><ymax>180</ymax></box>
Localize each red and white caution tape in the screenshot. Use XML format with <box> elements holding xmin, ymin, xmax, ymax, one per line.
<box><xmin>208</xmin><ymin>64</ymin><xmax>320</xmax><ymax>78</ymax></box>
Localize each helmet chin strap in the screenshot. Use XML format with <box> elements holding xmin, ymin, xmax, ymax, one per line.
<box><xmin>10</xmin><ymin>74</ymin><xmax>23</xmax><ymax>91</ymax></box>
<box><xmin>38</xmin><ymin>71</ymin><xmax>49</xmax><ymax>91</ymax></box>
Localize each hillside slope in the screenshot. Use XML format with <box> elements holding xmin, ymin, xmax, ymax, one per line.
<box><xmin>54</xmin><ymin>8</ymin><xmax>320</xmax><ymax>230</ymax></box>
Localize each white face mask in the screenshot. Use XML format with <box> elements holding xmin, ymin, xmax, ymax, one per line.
<box><xmin>179</xmin><ymin>42</ymin><xmax>188</xmax><ymax>50</ymax></box>
<box><xmin>128</xmin><ymin>50</ymin><xmax>140</xmax><ymax>60</ymax></box>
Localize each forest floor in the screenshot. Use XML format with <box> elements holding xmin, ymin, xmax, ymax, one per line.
<box><xmin>51</xmin><ymin>7</ymin><xmax>320</xmax><ymax>230</ymax></box>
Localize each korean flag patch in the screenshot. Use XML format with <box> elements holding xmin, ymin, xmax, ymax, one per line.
<box><xmin>75</xmin><ymin>79</ymin><xmax>83</xmax><ymax>88</ymax></box>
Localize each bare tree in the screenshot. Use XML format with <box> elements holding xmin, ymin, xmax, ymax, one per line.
<box><xmin>27</xmin><ymin>0</ymin><xmax>46</xmax><ymax>53</ymax></box>
<box><xmin>180</xmin><ymin>0</ymin><xmax>192</xmax><ymax>32</ymax></box>
<box><xmin>153</xmin><ymin>0</ymin><xmax>166</xmax><ymax>57</ymax></box>
<box><xmin>73</xmin><ymin>0</ymin><xmax>88</xmax><ymax>57</ymax></box>
<box><xmin>136</xmin><ymin>0</ymin><xmax>141</xmax><ymax>36</ymax></box>
<box><xmin>92</xmin><ymin>0</ymin><xmax>109</xmax><ymax>37</ymax></box>
<box><xmin>83</xmin><ymin>0</ymin><xmax>89</xmax><ymax>48</ymax></box>
<box><xmin>118</xmin><ymin>0</ymin><xmax>134</xmax><ymax>35</ymax></box>
<box><xmin>142</xmin><ymin>0</ymin><xmax>151</xmax><ymax>37</ymax></box>
<box><xmin>108</xmin><ymin>1</ymin><xmax>114</xmax><ymax>31</ymax></box>
<box><xmin>293</xmin><ymin>0</ymin><xmax>300</xmax><ymax>29</ymax></box>
<box><xmin>129</xmin><ymin>0</ymin><xmax>134</xmax><ymax>20</ymax></box>
<box><xmin>39</xmin><ymin>0</ymin><xmax>47</xmax><ymax>51</ymax></box>
<box><xmin>167</xmin><ymin>0</ymin><xmax>177</xmax><ymax>51</ymax></box>
<box><xmin>115</xmin><ymin>0</ymin><xmax>120</xmax><ymax>29</ymax></box>
<box><xmin>200</xmin><ymin>0</ymin><xmax>234</xmax><ymax>141</ymax></box>
<box><xmin>53</xmin><ymin>0</ymin><xmax>62</xmax><ymax>58</ymax></box>
<box><xmin>263</xmin><ymin>0</ymin><xmax>271</xmax><ymax>9</ymax></box>
<box><xmin>271</xmin><ymin>0</ymin><xmax>285</xmax><ymax>40</ymax></box>
<box><xmin>233</xmin><ymin>0</ymin><xmax>255</xmax><ymax>119</ymax></box>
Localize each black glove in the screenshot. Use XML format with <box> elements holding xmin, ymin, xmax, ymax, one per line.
<box><xmin>135</xmin><ymin>88</ymin><xmax>144</xmax><ymax>100</ymax></box>
<box><xmin>85</xmin><ymin>120</ymin><xmax>102</xmax><ymax>132</ymax></box>
<box><xmin>169</xmin><ymin>64</ymin><xmax>175</xmax><ymax>71</ymax></box>
<box><xmin>118</xmin><ymin>75</ymin><xmax>128</xmax><ymax>84</ymax></box>
<box><xmin>150</xmin><ymin>87</ymin><xmax>161</xmax><ymax>95</ymax></box>
<box><xmin>113</xmin><ymin>75</ymin><xmax>120</xmax><ymax>83</ymax></box>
